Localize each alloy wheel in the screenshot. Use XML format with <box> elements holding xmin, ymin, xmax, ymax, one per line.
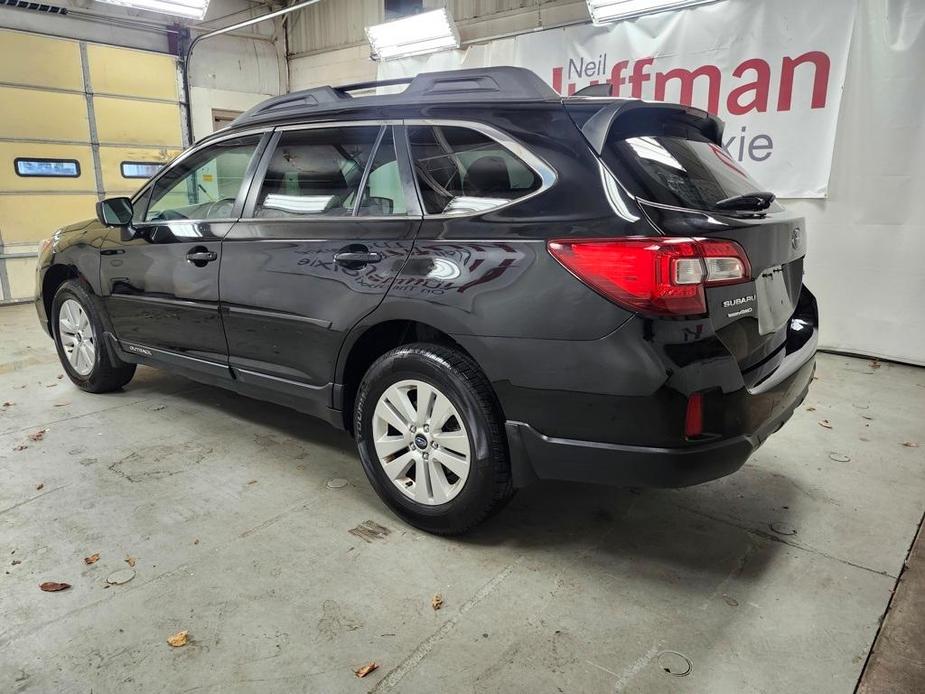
<box><xmin>58</xmin><ymin>298</ymin><xmax>96</xmax><ymax>376</ymax></box>
<box><xmin>371</xmin><ymin>379</ymin><xmax>471</xmax><ymax>505</ymax></box>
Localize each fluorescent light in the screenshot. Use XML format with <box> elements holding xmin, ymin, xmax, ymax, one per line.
<box><xmin>96</xmin><ymin>0</ymin><xmax>211</xmax><ymax>20</ymax></box>
<box><xmin>366</xmin><ymin>8</ymin><xmax>460</xmax><ymax>61</ymax></box>
<box><xmin>586</xmin><ymin>0</ymin><xmax>716</xmax><ymax>25</ymax></box>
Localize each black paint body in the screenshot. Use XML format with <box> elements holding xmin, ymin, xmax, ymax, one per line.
<box><xmin>35</xmin><ymin>84</ymin><xmax>817</xmax><ymax>489</ymax></box>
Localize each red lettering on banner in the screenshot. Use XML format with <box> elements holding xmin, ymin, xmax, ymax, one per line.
<box><xmin>550</xmin><ymin>51</ymin><xmax>833</xmax><ymax>115</ymax></box>
<box><xmin>654</xmin><ymin>65</ymin><xmax>722</xmax><ymax>115</ymax></box>
<box><xmin>777</xmin><ymin>51</ymin><xmax>830</xmax><ymax>111</ymax></box>
<box><xmin>727</xmin><ymin>58</ymin><xmax>771</xmax><ymax>114</ymax></box>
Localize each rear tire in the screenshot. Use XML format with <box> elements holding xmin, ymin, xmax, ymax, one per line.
<box><xmin>52</xmin><ymin>280</ymin><xmax>135</xmax><ymax>393</ymax></box>
<box><xmin>354</xmin><ymin>343</ymin><xmax>512</xmax><ymax>535</ymax></box>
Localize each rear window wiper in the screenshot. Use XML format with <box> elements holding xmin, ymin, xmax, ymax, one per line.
<box><xmin>715</xmin><ymin>191</ymin><xmax>776</xmax><ymax>211</ymax></box>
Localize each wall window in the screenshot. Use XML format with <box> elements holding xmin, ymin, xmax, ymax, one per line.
<box><xmin>254</xmin><ymin>126</ymin><xmax>381</xmax><ymax>218</ymax></box>
<box><xmin>121</xmin><ymin>161</ymin><xmax>164</xmax><ymax>179</ymax></box>
<box><xmin>408</xmin><ymin>125</ymin><xmax>541</xmax><ymax>215</ymax></box>
<box><xmin>144</xmin><ymin>135</ymin><xmax>260</xmax><ymax>222</ymax></box>
<box><xmin>14</xmin><ymin>158</ymin><xmax>80</xmax><ymax>178</ymax></box>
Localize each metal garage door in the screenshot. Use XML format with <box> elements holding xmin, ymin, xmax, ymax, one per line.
<box><xmin>0</xmin><ymin>29</ymin><xmax>184</xmax><ymax>303</ymax></box>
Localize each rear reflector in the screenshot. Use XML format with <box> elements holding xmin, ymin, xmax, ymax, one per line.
<box><xmin>547</xmin><ymin>236</ymin><xmax>750</xmax><ymax>316</ymax></box>
<box><xmin>684</xmin><ymin>392</ymin><xmax>704</xmax><ymax>438</ymax></box>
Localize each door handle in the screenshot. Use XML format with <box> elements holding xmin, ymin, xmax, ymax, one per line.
<box><xmin>333</xmin><ymin>250</ymin><xmax>383</xmax><ymax>266</ymax></box>
<box><xmin>186</xmin><ymin>248</ymin><xmax>218</xmax><ymax>266</ymax></box>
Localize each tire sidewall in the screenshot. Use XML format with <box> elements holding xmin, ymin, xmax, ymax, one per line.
<box><xmin>355</xmin><ymin>347</ymin><xmax>501</xmax><ymax>531</ymax></box>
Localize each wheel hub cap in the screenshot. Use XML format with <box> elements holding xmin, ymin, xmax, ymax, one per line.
<box><xmin>371</xmin><ymin>379</ymin><xmax>471</xmax><ymax>506</ymax></box>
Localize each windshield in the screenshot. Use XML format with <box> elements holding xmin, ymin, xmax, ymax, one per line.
<box><xmin>604</xmin><ymin>133</ymin><xmax>783</xmax><ymax>213</ymax></box>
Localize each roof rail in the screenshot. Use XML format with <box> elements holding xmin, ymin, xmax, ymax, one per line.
<box><xmin>231</xmin><ymin>66</ymin><xmax>560</xmax><ymax>127</ymax></box>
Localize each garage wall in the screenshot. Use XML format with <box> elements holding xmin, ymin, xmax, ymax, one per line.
<box><xmin>288</xmin><ymin>0</ymin><xmax>587</xmax><ymax>89</ymax></box>
<box><xmin>0</xmin><ymin>29</ymin><xmax>184</xmax><ymax>303</ymax></box>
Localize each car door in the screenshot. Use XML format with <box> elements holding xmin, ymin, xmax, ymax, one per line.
<box><xmin>100</xmin><ymin>132</ymin><xmax>267</xmax><ymax>373</ymax></box>
<box><xmin>219</xmin><ymin>122</ymin><xmax>421</xmax><ymax>413</ymax></box>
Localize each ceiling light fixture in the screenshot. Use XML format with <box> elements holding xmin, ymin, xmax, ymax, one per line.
<box><xmin>96</xmin><ymin>0</ymin><xmax>211</xmax><ymax>21</ymax></box>
<box><xmin>586</xmin><ymin>0</ymin><xmax>717</xmax><ymax>25</ymax></box>
<box><xmin>365</xmin><ymin>8</ymin><xmax>460</xmax><ymax>61</ymax></box>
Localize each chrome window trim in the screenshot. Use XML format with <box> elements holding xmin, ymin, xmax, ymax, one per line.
<box><xmin>130</xmin><ymin>218</ymin><xmax>238</xmax><ymax>229</ymax></box>
<box><xmin>129</xmin><ymin>118</ymin><xmax>557</xmax><ymax>221</ymax></box>
<box><xmin>404</xmin><ymin>119</ymin><xmax>557</xmax><ymax>219</ymax></box>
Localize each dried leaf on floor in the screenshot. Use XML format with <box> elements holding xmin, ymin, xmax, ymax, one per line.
<box><xmin>57</xmin><ymin>374</ymin><xmax>64</xmax><ymax>379</ymax></box>
<box><xmin>862</xmin><ymin>415</ymin><xmax>873</xmax><ymax>421</ymax></box>
<box><xmin>13</xmin><ymin>445</ymin><xmax>27</xmax><ymax>452</ymax></box>
<box><xmin>166</xmin><ymin>630</ymin><xmax>189</xmax><ymax>647</ymax></box>
<box><xmin>818</xmin><ymin>420</ymin><xmax>833</xmax><ymax>429</ymax></box>
<box><xmin>431</xmin><ymin>594</ymin><xmax>444</xmax><ymax>611</ymax></box>
<box><xmin>28</xmin><ymin>429</ymin><xmax>47</xmax><ymax>442</ymax></box>
<box><xmin>354</xmin><ymin>662</ymin><xmax>378</xmax><ymax>678</ymax></box>
<box><xmin>247</xmin><ymin>479</ymin><xmax>258</xmax><ymax>485</ymax></box>
<box><xmin>39</xmin><ymin>581</ymin><xmax>70</xmax><ymax>592</ymax></box>
<box><xmin>124</xmin><ymin>556</ymin><xmax>136</xmax><ymax>567</ymax></box>
<box><xmin>11</xmin><ymin>559</ymin><xmax>22</xmax><ymax>566</ymax></box>
<box><xmin>805</xmin><ymin>406</ymin><xmax>816</xmax><ymax>411</ymax></box>
<box><xmin>84</xmin><ymin>553</ymin><xmax>100</xmax><ymax>565</ymax></box>
<box><xmin>193</xmin><ymin>539</ymin><xmax>199</xmax><ymax>545</ymax></box>
<box><xmin>36</xmin><ymin>482</ymin><xmax>44</xmax><ymax>491</ymax></box>
<box><xmin>903</xmin><ymin>441</ymin><xmax>920</xmax><ymax>448</ymax></box>
<box><xmin>2</xmin><ymin>401</ymin><xmax>12</xmax><ymax>407</ymax></box>
<box><xmin>869</xmin><ymin>360</ymin><xmax>881</xmax><ymax>369</ymax></box>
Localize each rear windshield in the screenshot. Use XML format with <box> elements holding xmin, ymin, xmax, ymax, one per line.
<box><xmin>604</xmin><ymin>132</ymin><xmax>782</xmax><ymax>213</ymax></box>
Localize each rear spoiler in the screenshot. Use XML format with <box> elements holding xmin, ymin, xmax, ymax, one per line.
<box><xmin>564</xmin><ymin>98</ymin><xmax>726</xmax><ymax>154</ymax></box>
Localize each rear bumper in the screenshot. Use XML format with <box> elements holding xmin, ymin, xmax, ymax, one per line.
<box><xmin>505</xmin><ymin>338</ymin><xmax>815</xmax><ymax>489</ymax></box>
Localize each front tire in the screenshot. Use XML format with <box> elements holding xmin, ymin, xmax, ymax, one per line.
<box><xmin>354</xmin><ymin>343</ymin><xmax>512</xmax><ymax>535</ymax></box>
<box><xmin>52</xmin><ymin>280</ymin><xmax>135</xmax><ymax>393</ymax></box>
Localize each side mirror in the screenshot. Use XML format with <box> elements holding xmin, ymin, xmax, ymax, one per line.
<box><xmin>96</xmin><ymin>197</ymin><xmax>133</xmax><ymax>226</ymax></box>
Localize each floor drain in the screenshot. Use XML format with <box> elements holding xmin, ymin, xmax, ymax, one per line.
<box><xmin>657</xmin><ymin>651</ymin><xmax>692</xmax><ymax>677</ymax></box>
<box><xmin>828</xmin><ymin>452</ymin><xmax>851</xmax><ymax>462</ymax></box>
<box><xmin>769</xmin><ymin>521</ymin><xmax>797</xmax><ymax>536</ymax></box>
<box><xmin>326</xmin><ymin>478</ymin><xmax>348</xmax><ymax>489</ymax></box>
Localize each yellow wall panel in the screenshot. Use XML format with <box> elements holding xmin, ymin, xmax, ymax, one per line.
<box><xmin>93</xmin><ymin>97</ymin><xmax>182</xmax><ymax>146</ymax></box>
<box><xmin>0</xmin><ymin>143</ymin><xmax>94</xmax><ymax>193</ymax></box>
<box><xmin>99</xmin><ymin>145</ymin><xmax>180</xmax><ymax>194</ymax></box>
<box><xmin>0</xmin><ymin>30</ymin><xmax>83</xmax><ymax>91</ymax></box>
<box><xmin>0</xmin><ymin>194</ymin><xmax>97</xmax><ymax>244</ymax></box>
<box><xmin>87</xmin><ymin>44</ymin><xmax>178</xmax><ymax>101</ymax></box>
<box><xmin>0</xmin><ymin>87</ymin><xmax>89</xmax><ymax>141</ymax></box>
<box><xmin>5</xmin><ymin>255</ymin><xmax>39</xmax><ymax>301</ymax></box>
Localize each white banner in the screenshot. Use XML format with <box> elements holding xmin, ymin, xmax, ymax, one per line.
<box><xmin>379</xmin><ymin>0</ymin><xmax>857</xmax><ymax>198</ymax></box>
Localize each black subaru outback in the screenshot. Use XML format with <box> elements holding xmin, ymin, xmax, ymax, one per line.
<box><xmin>35</xmin><ymin>67</ymin><xmax>817</xmax><ymax>534</ymax></box>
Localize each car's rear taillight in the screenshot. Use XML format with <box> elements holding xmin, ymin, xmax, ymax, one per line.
<box><xmin>547</xmin><ymin>236</ymin><xmax>750</xmax><ymax>316</ymax></box>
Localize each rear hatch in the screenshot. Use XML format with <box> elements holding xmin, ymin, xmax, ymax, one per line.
<box><xmin>566</xmin><ymin>100</ymin><xmax>808</xmax><ymax>386</ymax></box>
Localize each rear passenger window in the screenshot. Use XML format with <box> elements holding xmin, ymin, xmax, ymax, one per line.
<box><xmin>254</xmin><ymin>127</ymin><xmax>380</xmax><ymax>218</ymax></box>
<box><xmin>357</xmin><ymin>129</ymin><xmax>406</xmax><ymax>217</ymax></box>
<box><xmin>408</xmin><ymin>125</ymin><xmax>541</xmax><ymax>215</ymax></box>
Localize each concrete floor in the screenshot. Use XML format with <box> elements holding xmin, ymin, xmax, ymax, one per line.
<box><xmin>0</xmin><ymin>302</ymin><xmax>923</xmax><ymax>694</ymax></box>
